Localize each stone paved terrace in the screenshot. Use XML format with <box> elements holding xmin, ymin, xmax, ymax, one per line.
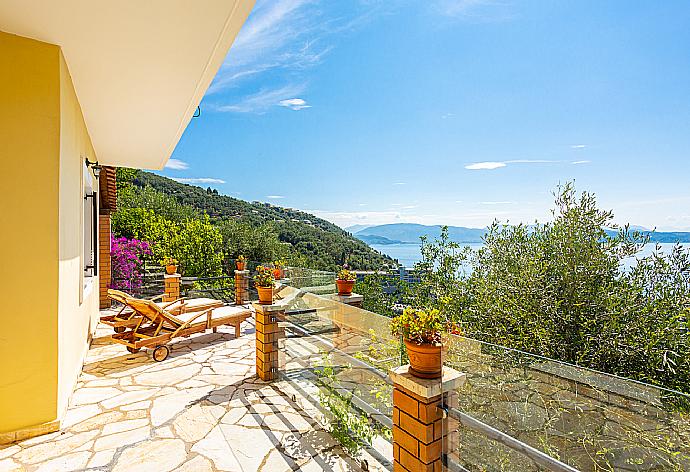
<box><xmin>0</xmin><ymin>309</ymin><xmax>386</xmax><ymax>472</ymax></box>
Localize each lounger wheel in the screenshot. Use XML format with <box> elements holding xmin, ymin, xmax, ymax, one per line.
<box><xmin>152</xmin><ymin>345</ymin><xmax>170</xmax><ymax>362</ymax></box>
<box><xmin>126</xmin><ymin>346</ymin><xmax>140</xmax><ymax>353</ymax></box>
<box><xmin>114</xmin><ymin>326</ymin><xmax>126</xmax><ymax>333</ymax></box>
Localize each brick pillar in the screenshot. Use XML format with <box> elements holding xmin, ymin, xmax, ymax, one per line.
<box><xmin>163</xmin><ymin>273</ymin><xmax>181</xmax><ymax>302</ymax></box>
<box><xmin>253</xmin><ymin>302</ymin><xmax>286</xmax><ymax>381</ymax></box>
<box><xmin>390</xmin><ymin>365</ymin><xmax>465</xmax><ymax>472</ymax></box>
<box><xmin>99</xmin><ymin>212</ymin><xmax>112</xmax><ymax>308</ymax></box>
<box><xmin>235</xmin><ymin>270</ymin><xmax>249</xmax><ymax>305</ymax></box>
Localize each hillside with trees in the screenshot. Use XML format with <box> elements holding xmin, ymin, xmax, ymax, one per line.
<box><xmin>112</xmin><ymin>169</ymin><xmax>395</xmax><ymax>274</ymax></box>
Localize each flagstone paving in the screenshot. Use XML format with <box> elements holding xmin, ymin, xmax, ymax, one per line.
<box><xmin>0</xmin><ymin>309</ymin><xmax>382</xmax><ymax>471</ymax></box>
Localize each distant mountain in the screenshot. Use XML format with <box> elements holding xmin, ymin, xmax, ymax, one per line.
<box><xmin>356</xmin><ymin>223</ymin><xmax>486</xmax><ymax>243</ymax></box>
<box><xmin>345</xmin><ymin>224</ymin><xmax>373</xmax><ymax>234</ymax></box>
<box><xmin>356</xmin><ymin>223</ymin><xmax>690</xmax><ymax>244</ymax></box>
<box><xmin>357</xmin><ymin>234</ymin><xmax>406</xmax><ymax>245</ymax></box>
<box><xmin>617</xmin><ymin>230</ymin><xmax>690</xmax><ymax>243</ymax></box>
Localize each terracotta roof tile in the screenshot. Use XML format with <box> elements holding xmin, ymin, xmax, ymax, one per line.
<box><xmin>99</xmin><ymin>166</ymin><xmax>117</xmax><ymax>211</ymax></box>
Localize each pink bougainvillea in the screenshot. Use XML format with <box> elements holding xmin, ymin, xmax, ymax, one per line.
<box><xmin>110</xmin><ymin>236</ymin><xmax>151</xmax><ymax>292</ymax></box>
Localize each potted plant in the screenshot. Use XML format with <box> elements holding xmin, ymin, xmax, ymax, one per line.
<box><xmin>272</xmin><ymin>259</ymin><xmax>286</xmax><ymax>280</ymax></box>
<box><xmin>390</xmin><ymin>307</ymin><xmax>447</xmax><ymax>379</ymax></box>
<box><xmin>236</xmin><ymin>255</ymin><xmax>246</xmax><ymax>271</ymax></box>
<box><xmin>336</xmin><ymin>266</ymin><xmax>356</xmax><ymax>295</ymax></box>
<box><xmin>254</xmin><ymin>265</ymin><xmax>275</xmax><ymax>304</ymax></box>
<box><xmin>161</xmin><ymin>257</ymin><xmax>178</xmax><ymax>275</ymax></box>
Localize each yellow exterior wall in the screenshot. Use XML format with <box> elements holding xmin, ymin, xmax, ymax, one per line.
<box><xmin>0</xmin><ymin>31</ymin><xmax>100</xmax><ymax>435</ymax></box>
<box><xmin>57</xmin><ymin>51</ymin><xmax>101</xmax><ymax>417</ymax></box>
<box><xmin>0</xmin><ymin>31</ymin><xmax>61</xmax><ymax>433</ymax></box>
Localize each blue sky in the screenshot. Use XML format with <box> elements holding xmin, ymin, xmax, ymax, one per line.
<box><xmin>163</xmin><ymin>0</ymin><xmax>690</xmax><ymax>231</ymax></box>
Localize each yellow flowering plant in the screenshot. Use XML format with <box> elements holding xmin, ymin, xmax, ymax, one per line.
<box><xmin>337</xmin><ymin>268</ymin><xmax>357</xmax><ymax>281</ymax></box>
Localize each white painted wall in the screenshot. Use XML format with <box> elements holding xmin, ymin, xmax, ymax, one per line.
<box><xmin>57</xmin><ymin>51</ymin><xmax>101</xmax><ymax>418</ymax></box>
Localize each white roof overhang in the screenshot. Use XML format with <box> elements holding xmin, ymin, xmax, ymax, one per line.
<box><xmin>0</xmin><ymin>0</ymin><xmax>254</xmax><ymax>169</ymax></box>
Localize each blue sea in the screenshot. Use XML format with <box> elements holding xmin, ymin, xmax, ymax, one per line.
<box><xmin>371</xmin><ymin>242</ymin><xmax>688</xmax><ymax>270</ymax></box>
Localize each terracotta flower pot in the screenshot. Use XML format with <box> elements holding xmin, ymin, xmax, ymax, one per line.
<box><xmin>165</xmin><ymin>265</ymin><xmax>177</xmax><ymax>275</ymax></box>
<box><xmin>257</xmin><ymin>286</ymin><xmax>274</xmax><ymax>305</ymax></box>
<box><xmin>236</xmin><ymin>261</ymin><xmax>246</xmax><ymax>271</ymax></box>
<box><xmin>404</xmin><ymin>340</ymin><xmax>443</xmax><ymax>379</ymax></box>
<box><xmin>273</xmin><ymin>268</ymin><xmax>283</xmax><ymax>280</ymax></box>
<box><xmin>336</xmin><ymin>279</ymin><xmax>355</xmax><ymax>296</ymax></box>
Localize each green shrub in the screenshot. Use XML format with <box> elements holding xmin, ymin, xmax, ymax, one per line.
<box><xmin>409</xmin><ymin>183</ymin><xmax>690</xmax><ymax>392</ymax></box>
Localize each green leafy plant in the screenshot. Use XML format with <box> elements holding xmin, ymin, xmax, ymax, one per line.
<box><xmin>355</xmin><ymin>274</ymin><xmax>413</xmax><ymax>318</ymax></box>
<box><xmin>315</xmin><ymin>354</ymin><xmax>376</xmax><ymax>455</ymax></box>
<box><xmin>253</xmin><ymin>265</ymin><xmax>275</xmax><ymax>288</ymax></box>
<box><xmin>390</xmin><ymin>307</ymin><xmax>446</xmax><ymax>345</ymax></box>
<box><xmin>170</xmin><ymin>215</ymin><xmax>224</xmax><ymax>277</ymax></box>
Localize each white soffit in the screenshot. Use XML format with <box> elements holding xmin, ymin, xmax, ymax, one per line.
<box><xmin>0</xmin><ymin>0</ymin><xmax>255</xmax><ymax>169</ymax></box>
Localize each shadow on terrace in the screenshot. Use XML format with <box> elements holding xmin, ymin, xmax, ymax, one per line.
<box><xmin>0</xmin><ymin>315</ymin><xmax>379</xmax><ymax>471</ymax></box>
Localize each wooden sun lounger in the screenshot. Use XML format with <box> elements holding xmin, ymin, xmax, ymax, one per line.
<box><xmin>100</xmin><ymin>289</ymin><xmax>162</xmax><ymax>332</ymax></box>
<box><xmin>111</xmin><ymin>297</ymin><xmax>251</xmax><ymax>361</ymax></box>
<box><xmin>101</xmin><ymin>289</ymin><xmax>223</xmax><ymax>332</ymax></box>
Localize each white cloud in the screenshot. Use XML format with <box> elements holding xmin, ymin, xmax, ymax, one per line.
<box><xmin>465</xmin><ymin>161</ymin><xmax>507</xmax><ymax>170</ymax></box>
<box><xmin>172</xmin><ymin>178</ymin><xmax>225</xmax><ymax>185</ymax></box>
<box><xmin>437</xmin><ymin>0</ymin><xmax>487</xmax><ymax>15</ymax></box>
<box><xmin>435</xmin><ymin>0</ymin><xmax>515</xmax><ymax>21</ymax></box>
<box><xmin>506</xmin><ymin>159</ymin><xmax>556</xmax><ymax>164</ymax></box>
<box><xmin>393</xmin><ymin>182</ymin><xmax>407</xmax><ymax>185</ymax></box>
<box><xmin>279</xmin><ymin>98</ymin><xmax>311</xmax><ymax>110</ymax></box>
<box><xmin>480</xmin><ymin>201</ymin><xmax>514</xmax><ymax>205</ymax></box>
<box><xmin>466</xmin><ymin>159</ymin><xmax>562</xmax><ymax>170</ymax></box>
<box><xmin>309</xmin><ymin>209</ymin><xmax>405</xmax><ymax>228</ymax></box>
<box><xmin>571</xmin><ymin>144</ymin><xmax>587</xmax><ymax>149</ymax></box>
<box><xmin>209</xmin><ymin>0</ymin><xmax>331</xmax><ymax>94</ymax></box>
<box><xmin>213</xmin><ymin>84</ymin><xmax>306</xmax><ymax>113</ymax></box>
<box><xmin>165</xmin><ymin>158</ymin><xmax>189</xmax><ymax>170</ymax></box>
<box><xmin>208</xmin><ymin>0</ymin><xmax>389</xmax><ymax>115</ymax></box>
<box><xmin>266</xmin><ymin>195</ymin><xmax>285</xmax><ymax>199</ymax></box>
<box><xmin>572</xmin><ymin>160</ymin><xmax>591</xmax><ymax>165</ymax></box>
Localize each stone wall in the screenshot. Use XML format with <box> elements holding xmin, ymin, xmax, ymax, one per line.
<box><xmin>444</xmin><ymin>336</ymin><xmax>690</xmax><ymax>471</ymax></box>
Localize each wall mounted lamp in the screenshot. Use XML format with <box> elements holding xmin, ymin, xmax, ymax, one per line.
<box><xmin>85</xmin><ymin>158</ymin><xmax>102</xmax><ymax>178</ymax></box>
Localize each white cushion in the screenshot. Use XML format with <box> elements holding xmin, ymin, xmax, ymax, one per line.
<box><xmin>174</xmin><ymin>305</ymin><xmax>249</xmax><ymax>324</ymax></box>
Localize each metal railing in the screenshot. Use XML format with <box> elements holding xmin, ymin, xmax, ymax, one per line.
<box><xmin>108</xmin><ymin>269</ymin><xmax>690</xmax><ymax>471</ymax></box>
<box><xmin>180</xmin><ymin>275</ymin><xmax>235</xmax><ymax>303</ymax></box>
<box><xmin>280</xmin><ymin>293</ymin><xmax>580</xmax><ymax>472</ymax></box>
<box><xmin>444</xmin><ymin>407</ymin><xmax>579</xmax><ymax>472</ymax></box>
<box><xmin>269</xmin><ymin>286</ymin><xmax>690</xmax><ymax>472</ymax></box>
